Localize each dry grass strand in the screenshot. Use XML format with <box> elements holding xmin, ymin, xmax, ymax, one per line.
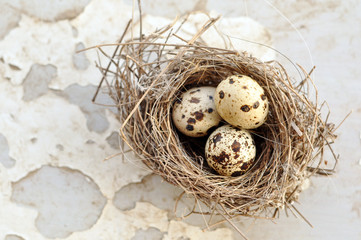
<box><xmin>93</xmin><ymin>15</ymin><xmax>337</xmax><ymax>225</ymax></box>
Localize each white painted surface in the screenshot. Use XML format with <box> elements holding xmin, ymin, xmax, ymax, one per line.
<box><xmin>0</xmin><ymin>0</ymin><xmax>360</xmax><ymax>239</ymax></box>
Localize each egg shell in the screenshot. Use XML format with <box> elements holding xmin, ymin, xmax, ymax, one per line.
<box><xmin>172</xmin><ymin>86</ymin><xmax>222</xmax><ymax>137</ymax></box>
<box><xmin>215</xmin><ymin>75</ymin><xmax>269</xmax><ymax>129</ymax></box>
<box><xmin>205</xmin><ymin>125</ymin><xmax>256</xmax><ymax>176</ymax></box>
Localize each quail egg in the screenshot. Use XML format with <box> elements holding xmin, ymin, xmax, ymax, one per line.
<box><xmin>205</xmin><ymin>125</ymin><xmax>256</xmax><ymax>176</ymax></box>
<box><xmin>172</xmin><ymin>86</ymin><xmax>222</xmax><ymax>137</ymax></box>
<box><xmin>214</xmin><ymin>75</ymin><xmax>269</xmax><ymax>129</ymax></box>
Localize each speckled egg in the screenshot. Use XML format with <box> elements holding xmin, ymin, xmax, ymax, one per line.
<box><xmin>205</xmin><ymin>125</ymin><xmax>256</xmax><ymax>176</ymax></box>
<box><xmin>214</xmin><ymin>75</ymin><xmax>269</xmax><ymax>129</ymax></box>
<box><xmin>172</xmin><ymin>86</ymin><xmax>222</xmax><ymax>137</ymax></box>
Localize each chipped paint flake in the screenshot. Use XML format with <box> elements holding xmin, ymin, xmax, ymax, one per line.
<box><xmin>124</xmin><ymin>202</ymin><xmax>169</xmax><ymax>232</ymax></box>
<box><xmin>131</xmin><ymin>227</ymin><xmax>164</xmax><ymax>240</ymax></box>
<box><xmin>73</xmin><ymin>42</ymin><xmax>90</xmax><ymax>70</ymax></box>
<box><xmin>22</xmin><ymin>64</ymin><xmax>57</xmax><ymax>101</ymax></box>
<box><xmin>56</xmin><ymin>84</ymin><xmax>110</xmax><ymax>133</ymax></box>
<box><xmin>0</xmin><ymin>133</ymin><xmax>16</xmax><ymax>168</ymax></box>
<box><xmin>4</xmin><ymin>234</ymin><xmax>25</xmax><ymax>240</ymax></box>
<box><xmin>164</xmin><ymin>220</ymin><xmax>233</xmax><ymax>240</ymax></box>
<box><xmin>11</xmin><ymin>165</ymin><xmax>106</xmax><ymax>238</ymax></box>
<box><xmin>0</xmin><ymin>4</ymin><xmax>21</xmax><ymax>40</ymax></box>
<box><xmin>6</xmin><ymin>0</ymin><xmax>91</xmax><ymax>22</ymax></box>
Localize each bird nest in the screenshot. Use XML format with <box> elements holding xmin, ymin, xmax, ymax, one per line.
<box><xmin>91</xmin><ymin>16</ymin><xmax>337</xmax><ymax>229</ymax></box>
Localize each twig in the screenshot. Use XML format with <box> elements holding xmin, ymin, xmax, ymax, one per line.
<box><xmin>92</xmin><ymin>20</ymin><xmax>132</xmax><ymax>102</ymax></box>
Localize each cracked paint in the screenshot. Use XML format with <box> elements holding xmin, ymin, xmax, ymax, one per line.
<box><xmin>0</xmin><ymin>78</ymin><xmax>149</xmax><ymax>198</ymax></box>
<box><xmin>2</xmin><ymin>0</ymin><xmax>357</xmax><ymax>239</ymax></box>
<box><xmin>0</xmin><ymin>14</ymin><xmax>100</xmax><ymax>89</ymax></box>
<box><xmin>0</xmin><ymin>2</ymin><xmax>270</xmax><ymax>238</ymax></box>
<box><xmin>0</xmin><ymin>1</ymin><xmax>270</xmax><ymax>238</ymax></box>
<box><xmin>0</xmin><ymin>0</ymin><xmax>238</xmax><ymax>240</ymax></box>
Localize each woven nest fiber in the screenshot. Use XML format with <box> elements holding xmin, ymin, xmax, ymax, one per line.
<box><xmin>92</xmin><ymin>17</ymin><xmax>337</xmax><ymax>225</ymax></box>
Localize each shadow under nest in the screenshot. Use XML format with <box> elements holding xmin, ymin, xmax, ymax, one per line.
<box><xmin>93</xmin><ymin>18</ymin><xmax>337</xmax><ymax>225</ymax></box>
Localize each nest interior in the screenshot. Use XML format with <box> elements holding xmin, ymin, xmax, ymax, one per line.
<box><xmin>93</xmin><ymin>17</ymin><xmax>337</xmax><ymax>221</ymax></box>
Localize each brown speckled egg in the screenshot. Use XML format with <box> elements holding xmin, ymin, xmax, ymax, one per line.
<box><xmin>215</xmin><ymin>75</ymin><xmax>269</xmax><ymax>129</ymax></box>
<box><xmin>172</xmin><ymin>86</ymin><xmax>222</xmax><ymax>137</ymax></box>
<box><xmin>205</xmin><ymin>125</ymin><xmax>256</xmax><ymax>176</ymax></box>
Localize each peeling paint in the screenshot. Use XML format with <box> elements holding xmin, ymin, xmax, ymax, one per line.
<box><xmin>56</xmin><ymin>144</ymin><xmax>64</xmax><ymax>151</ymax></box>
<box><xmin>131</xmin><ymin>227</ymin><xmax>164</xmax><ymax>240</ymax></box>
<box><xmin>4</xmin><ymin>234</ymin><xmax>25</xmax><ymax>240</ymax></box>
<box><xmin>113</xmin><ymin>174</ymin><xmax>227</xmax><ymax>229</ymax></box>
<box><xmin>73</xmin><ymin>42</ymin><xmax>90</xmax><ymax>70</ymax></box>
<box><xmin>123</xmin><ymin>202</ymin><xmax>169</xmax><ymax>233</ymax></box>
<box><xmin>106</xmin><ymin>131</ymin><xmax>120</xmax><ymax>150</ymax></box>
<box><xmin>0</xmin><ymin>4</ymin><xmax>21</xmax><ymax>40</ymax></box>
<box><xmin>123</xmin><ymin>0</ymin><xmax>196</xmax><ymax>18</ymax></box>
<box><xmin>113</xmin><ymin>174</ymin><xmax>184</xmax><ymax>212</ymax></box>
<box><xmin>193</xmin><ymin>0</ymin><xmax>208</xmax><ymax>12</ymax></box>
<box><xmin>0</xmin><ymin>14</ymin><xmax>100</xmax><ymax>89</ymax></box>
<box><xmin>164</xmin><ymin>220</ymin><xmax>233</xmax><ymax>240</ymax></box>
<box><xmin>7</xmin><ymin>0</ymin><xmax>91</xmax><ymax>22</ymax></box>
<box><xmin>86</xmin><ymin>139</ymin><xmax>96</xmax><ymax>144</ymax></box>
<box><xmin>0</xmin><ymin>133</ymin><xmax>16</xmax><ymax>168</ymax></box>
<box><xmin>11</xmin><ymin>165</ymin><xmax>107</xmax><ymax>238</ymax></box>
<box><xmin>1</xmin><ymin>0</ymin><xmax>358</xmax><ymax>239</ymax></box>
<box><xmin>22</xmin><ymin>64</ymin><xmax>57</xmax><ymax>101</ymax></box>
<box><xmin>56</xmin><ymin>84</ymin><xmax>109</xmax><ymax>133</ymax></box>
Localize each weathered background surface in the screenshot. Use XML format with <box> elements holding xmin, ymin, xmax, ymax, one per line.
<box><xmin>1</xmin><ymin>0</ymin><xmax>360</xmax><ymax>239</ymax></box>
